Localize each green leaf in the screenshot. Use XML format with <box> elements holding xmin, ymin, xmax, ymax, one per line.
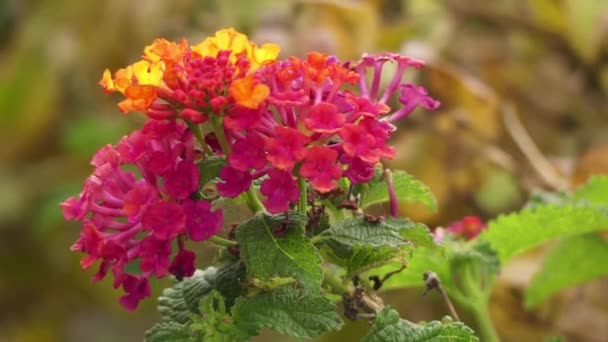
<box><xmin>525</xmin><ymin>234</ymin><xmax>608</xmax><ymax>309</ymax></box>
<box><xmin>232</xmin><ymin>286</ymin><xmax>343</xmax><ymax>338</ymax></box>
<box><xmin>190</xmin><ymin>291</ymin><xmax>250</xmax><ymax>342</ymax></box>
<box><xmin>318</xmin><ymin>217</ymin><xmax>439</xmax><ymax>275</ymax></box>
<box><xmin>145</xmin><ymin>322</ymin><xmax>192</xmax><ymax>342</ymax></box>
<box><xmin>213</xmin><ymin>261</ymin><xmax>247</xmax><ymax>310</ymax></box>
<box><xmin>343</xmin><ymin>244</ymin><xmax>401</xmax><ymax>276</ymax></box>
<box><xmin>235</xmin><ymin>212</ymin><xmax>322</xmax><ymax>289</ymax></box>
<box><xmin>362</xmin><ymin>308</ymin><xmax>479</xmax><ymax>342</ymax></box>
<box><xmin>450</xmin><ymin>240</ymin><xmax>500</xmax><ymax>279</ymax></box>
<box><xmin>480</xmin><ymin>204</ymin><xmax>608</xmax><ymax>263</ymax></box>
<box><xmin>158</xmin><ymin>280</ymin><xmax>192</xmax><ymax>324</ymax></box>
<box><xmin>360</xmin><ymin>170</ymin><xmax>437</xmax><ymax>212</ymax></box>
<box><xmin>181</xmin><ymin>267</ymin><xmax>218</xmax><ymax>314</ymax></box>
<box><xmin>378</xmin><ymin>246</ymin><xmax>448</xmax><ymax>290</ymax></box>
<box><xmin>197</xmin><ymin>156</ymin><xmax>226</xmax><ymax>186</ymax></box>
<box><xmin>157</xmin><ymin>266</ymin><xmax>219</xmax><ymax>323</ymax></box>
<box><xmin>573</xmin><ymin>176</ymin><xmax>608</xmax><ymax>207</ymax></box>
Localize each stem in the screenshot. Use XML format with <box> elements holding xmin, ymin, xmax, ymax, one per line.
<box><xmin>323</xmin><ymin>268</ymin><xmax>354</xmax><ymax>295</ymax></box>
<box><xmin>208</xmin><ymin>235</ymin><xmax>238</xmax><ymax>247</ymax></box>
<box><xmin>185</xmin><ymin>119</ymin><xmax>213</xmax><ymax>155</ymax></box>
<box><xmin>439</xmin><ymin>288</ymin><xmax>461</xmax><ymax>322</ymax></box>
<box><xmin>297</xmin><ymin>176</ymin><xmax>307</xmax><ymax>215</ymax></box>
<box><xmin>310</xmin><ymin>235</ymin><xmax>322</xmax><ymax>244</ymax></box>
<box><xmin>211</xmin><ymin>115</ymin><xmax>232</xmax><ymax>154</ymax></box>
<box><xmin>244</xmin><ymin>188</ymin><xmax>265</xmax><ymax>213</ymax></box>
<box><xmin>469</xmin><ymin>300</ymin><xmax>500</xmax><ymax>342</ymax></box>
<box><xmin>460</xmin><ymin>267</ymin><xmax>500</xmax><ymax>342</ymax></box>
<box><xmin>384</xmin><ymin>169</ymin><xmax>398</xmax><ymax>217</ymax></box>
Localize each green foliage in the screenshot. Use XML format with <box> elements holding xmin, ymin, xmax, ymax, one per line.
<box><xmin>61</xmin><ymin>114</ymin><xmax>132</xmax><ymax>158</ymax></box>
<box><xmin>573</xmin><ymin>176</ymin><xmax>608</xmax><ymax>207</ymax></box>
<box><xmin>145</xmin><ymin>322</ymin><xmax>191</xmax><ymax>342</ymax></box>
<box><xmin>232</xmin><ymin>286</ymin><xmax>343</xmax><ymax>338</ymax></box>
<box><xmin>525</xmin><ymin>233</ymin><xmax>608</xmax><ymax>309</ymax></box>
<box><xmin>450</xmin><ymin>240</ymin><xmax>500</xmax><ymax>281</ymax></box>
<box><xmin>317</xmin><ymin>217</ymin><xmax>439</xmax><ymax>276</ymax></box>
<box><xmin>158</xmin><ymin>267</ymin><xmax>218</xmax><ymax>324</ymax></box>
<box><xmin>190</xmin><ymin>292</ymin><xmax>250</xmax><ymax>342</ymax></box>
<box><xmin>156</xmin><ymin>261</ymin><xmax>246</xmax><ymax>325</ymax></box>
<box><xmin>213</xmin><ymin>261</ymin><xmax>247</xmax><ymax>309</ymax></box>
<box><xmin>362</xmin><ymin>308</ymin><xmax>479</xmax><ymax>342</ymax></box>
<box><xmin>197</xmin><ymin>156</ymin><xmax>226</xmax><ymax>186</ymax></box>
<box><xmin>379</xmin><ymin>246</ymin><xmax>448</xmax><ymax>290</ymax></box>
<box><xmin>235</xmin><ymin>212</ymin><xmax>322</xmax><ymax>289</ymax></box>
<box><xmin>360</xmin><ymin>170</ymin><xmax>437</xmax><ymax>212</ymax></box>
<box><xmin>479</xmin><ymin>204</ymin><xmax>608</xmax><ymax>263</ymax></box>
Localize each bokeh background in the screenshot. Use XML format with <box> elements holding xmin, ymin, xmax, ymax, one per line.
<box><xmin>1</xmin><ymin>0</ymin><xmax>608</xmax><ymax>341</ymax></box>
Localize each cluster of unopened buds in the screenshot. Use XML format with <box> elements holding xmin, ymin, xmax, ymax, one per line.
<box><xmin>61</xmin><ymin>28</ymin><xmax>439</xmax><ymax>310</ymax></box>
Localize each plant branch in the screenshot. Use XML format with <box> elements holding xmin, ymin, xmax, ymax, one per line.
<box><xmin>423</xmin><ymin>271</ymin><xmax>461</xmax><ymax>322</ymax></box>
<box><xmin>502</xmin><ymin>104</ymin><xmax>569</xmax><ymax>190</ymax></box>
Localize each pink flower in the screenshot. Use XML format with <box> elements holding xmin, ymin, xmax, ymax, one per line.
<box><xmin>216</xmin><ymin>166</ymin><xmax>252</xmax><ymax>198</ymax></box>
<box><xmin>299</xmin><ymin>146</ymin><xmax>342</xmax><ymax>193</ymax></box>
<box><xmin>343</xmin><ymin>156</ymin><xmax>375</xmax><ymax>184</ymax></box>
<box><xmin>339</xmin><ymin>124</ymin><xmax>380</xmax><ymax>163</ymax></box>
<box><xmin>169</xmin><ymin>249</ymin><xmax>196</xmax><ymax>281</ymax></box>
<box><xmin>228</xmin><ymin>132</ymin><xmax>267</xmax><ymax>171</ymax></box>
<box><xmin>224</xmin><ymin>105</ymin><xmax>266</xmax><ymax>131</ymax></box>
<box><xmin>446</xmin><ymin>216</ymin><xmax>487</xmax><ymax>240</ymax></box>
<box><xmin>304</xmin><ymin>102</ymin><xmax>345</xmax><ymax>133</ymax></box>
<box><xmin>266</xmin><ymin>126</ymin><xmax>309</xmax><ymax>170</ymax></box>
<box><xmin>142</xmin><ymin>201</ymin><xmax>186</xmax><ymax>240</ymax></box>
<box><xmin>62</xmin><ymin>120</ymin><xmax>223</xmax><ymax>310</ymax></box>
<box><xmin>119</xmin><ymin>275</ymin><xmax>151</xmax><ymax>311</ymax></box>
<box><xmin>163</xmin><ymin>160</ymin><xmax>200</xmax><ymax>200</ymax></box>
<box><xmin>183</xmin><ymin>200</ymin><xmax>223</xmax><ymax>241</ymax></box>
<box><xmin>260</xmin><ymin>169</ymin><xmax>300</xmax><ymax>213</ymax></box>
<box><xmin>139</xmin><ymin>237</ymin><xmax>172</xmax><ymax>278</ymax></box>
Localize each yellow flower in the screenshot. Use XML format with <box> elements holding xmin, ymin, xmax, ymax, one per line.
<box><xmin>192</xmin><ymin>28</ymin><xmax>280</xmax><ymax>70</ymax></box>
<box><xmin>131</xmin><ymin>60</ymin><xmax>165</xmax><ymax>86</ymax></box>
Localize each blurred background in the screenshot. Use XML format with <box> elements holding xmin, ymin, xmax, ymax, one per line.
<box><xmin>1</xmin><ymin>0</ymin><xmax>607</xmax><ymax>341</ymax></box>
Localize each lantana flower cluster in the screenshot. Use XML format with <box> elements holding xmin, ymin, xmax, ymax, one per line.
<box><xmin>433</xmin><ymin>216</ymin><xmax>488</xmax><ymax>243</ymax></box>
<box><xmin>62</xmin><ymin>28</ymin><xmax>439</xmax><ymax>310</ymax></box>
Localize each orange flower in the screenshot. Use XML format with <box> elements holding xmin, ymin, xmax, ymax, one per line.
<box><xmin>117</xmin><ymin>85</ymin><xmax>158</xmax><ymax>113</ymax></box>
<box><xmin>144</xmin><ymin>38</ymin><xmax>188</xmax><ymax>66</ymax></box>
<box><xmin>99</xmin><ymin>67</ymin><xmax>133</xmax><ymax>94</ymax></box>
<box><xmin>229</xmin><ymin>76</ymin><xmax>269</xmax><ymax>109</ymax></box>
<box><xmin>100</xmin><ymin>60</ymin><xmax>164</xmax><ymax>113</ymax></box>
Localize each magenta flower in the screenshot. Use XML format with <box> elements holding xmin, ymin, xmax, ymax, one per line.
<box><xmin>260</xmin><ymin>169</ymin><xmax>300</xmax><ymax>213</ymax></box>
<box><xmin>343</xmin><ymin>156</ymin><xmax>375</xmax><ymax>184</ymax></box>
<box><xmin>228</xmin><ymin>132</ymin><xmax>267</xmax><ymax>171</ymax></box>
<box><xmin>304</xmin><ymin>102</ymin><xmax>345</xmax><ymax>133</ymax></box>
<box><xmin>142</xmin><ymin>201</ymin><xmax>187</xmax><ymax>240</ymax></box>
<box><xmin>183</xmin><ymin>200</ymin><xmax>223</xmax><ymax>241</ymax></box>
<box><xmin>299</xmin><ymin>146</ymin><xmax>342</xmax><ymax>193</ymax></box>
<box><xmin>169</xmin><ymin>249</ymin><xmax>196</xmax><ymax>281</ymax></box>
<box><xmin>119</xmin><ymin>275</ymin><xmax>151</xmax><ymax>311</ymax></box>
<box><xmin>217</xmin><ymin>166</ymin><xmax>253</xmax><ymax>198</ymax></box>
<box><xmin>266</xmin><ymin>126</ymin><xmax>309</xmax><ymax>170</ymax></box>
<box><xmin>446</xmin><ymin>216</ymin><xmax>487</xmax><ymax>240</ymax></box>
<box><xmin>61</xmin><ymin>120</ymin><xmax>223</xmax><ymax>310</ymax></box>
